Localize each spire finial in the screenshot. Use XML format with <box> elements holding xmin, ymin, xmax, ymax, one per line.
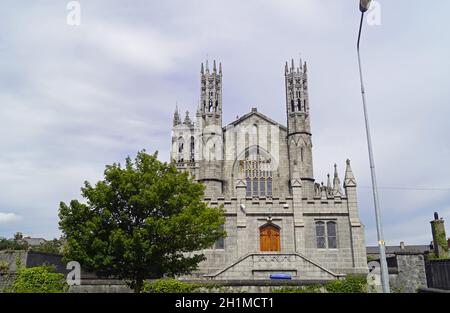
<box><xmin>333</xmin><ymin>163</ymin><xmax>343</xmax><ymax>196</ymax></box>
<box><xmin>184</xmin><ymin>110</ymin><xmax>192</xmax><ymax>125</ymax></box>
<box><xmin>344</xmin><ymin>159</ymin><xmax>356</xmax><ymax>188</ymax></box>
<box><xmin>303</xmin><ymin>61</ymin><xmax>308</xmax><ymax>73</ymax></box>
<box><xmin>206</xmin><ymin>58</ymin><xmax>209</xmax><ymax>73</ymax></box>
<box><xmin>299</xmin><ymin>53</ymin><xmax>303</xmax><ymax>71</ymax></box>
<box><xmin>173</xmin><ymin>104</ymin><xmax>181</xmax><ymax>126</ymax></box>
<box><xmin>219</xmin><ymin>62</ymin><xmax>222</xmax><ymax>75</ymax></box>
<box><xmin>201</xmin><ymin>62</ymin><xmax>204</xmax><ymax>75</ymax></box>
<box><xmin>291</xmin><ymin>58</ymin><xmax>295</xmax><ymax>71</ymax></box>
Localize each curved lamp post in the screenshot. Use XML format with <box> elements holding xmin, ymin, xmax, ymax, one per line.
<box><xmin>356</xmin><ymin>0</ymin><xmax>391</xmax><ymax>293</ymax></box>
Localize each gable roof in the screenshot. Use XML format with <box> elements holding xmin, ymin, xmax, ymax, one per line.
<box><xmin>223</xmin><ymin>108</ymin><xmax>287</xmax><ymax>132</ymax></box>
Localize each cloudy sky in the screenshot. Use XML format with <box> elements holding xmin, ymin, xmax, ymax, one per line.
<box><xmin>0</xmin><ymin>0</ymin><xmax>449</xmax><ymax>246</ymax></box>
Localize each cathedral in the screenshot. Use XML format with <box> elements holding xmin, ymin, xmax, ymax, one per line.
<box><xmin>170</xmin><ymin>59</ymin><xmax>368</xmax><ymax>280</ymax></box>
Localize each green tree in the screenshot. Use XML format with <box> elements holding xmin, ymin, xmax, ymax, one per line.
<box><xmin>14</xmin><ymin>232</ymin><xmax>23</xmax><ymax>241</ymax></box>
<box><xmin>59</xmin><ymin>150</ymin><xmax>225</xmax><ymax>293</ymax></box>
<box><xmin>31</xmin><ymin>238</ymin><xmax>65</xmax><ymax>254</ymax></box>
<box><xmin>0</xmin><ymin>238</ymin><xmax>28</xmax><ymax>251</ymax></box>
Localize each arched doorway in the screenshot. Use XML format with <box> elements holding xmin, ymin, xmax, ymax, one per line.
<box><xmin>260</xmin><ymin>224</ymin><xmax>280</xmax><ymax>252</ymax></box>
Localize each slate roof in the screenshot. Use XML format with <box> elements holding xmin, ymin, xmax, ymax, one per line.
<box><xmin>21</xmin><ymin>237</ymin><xmax>47</xmax><ymax>246</ymax></box>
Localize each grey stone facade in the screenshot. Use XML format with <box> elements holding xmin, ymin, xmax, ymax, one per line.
<box><xmin>171</xmin><ymin>59</ymin><xmax>368</xmax><ymax>280</ymax></box>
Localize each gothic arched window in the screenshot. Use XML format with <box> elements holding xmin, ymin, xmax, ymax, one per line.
<box><xmin>267</xmin><ymin>177</ymin><xmax>273</xmax><ymax>197</ymax></box>
<box><xmin>177</xmin><ymin>137</ymin><xmax>184</xmax><ymax>163</ymax></box>
<box><xmin>315</xmin><ymin>220</ymin><xmax>338</xmax><ymax>249</ymax></box>
<box><xmin>316</xmin><ymin>221</ymin><xmax>326</xmax><ymax>249</ymax></box>
<box><xmin>243</xmin><ymin>158</ymin><xmax>273</xmax><ymax>198</ymax></box>
<box><xmin>291</xmin><ymin>100</ymin><xmax>295</xmax><ymax>112</ymax></box>
<box><xmin>327</xmin><ymin>221</ymin><xmax>337</xmax><ymax>249</ymax></box>
<box><xmin>297</xmin><ymin>98</ymin><xmax>301</xmax><ymax>111</ymax></box>
<box><xmin>190</xmin><ymin>136</ymin><xmax>195</xmax><ymax>162</ymax></box>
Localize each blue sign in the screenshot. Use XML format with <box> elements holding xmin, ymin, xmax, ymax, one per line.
<box><xmin>270</xmin><ymin>273</ymin><xmax>292</xmax><ymax>280</ymax></box>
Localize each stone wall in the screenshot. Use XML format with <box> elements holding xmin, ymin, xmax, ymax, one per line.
<box><xmin>0</xmin><ymin>251</ymin><xmax>67</xmax><ymax>274</ymax></box>
<box><xmin>68</xmin><ymin>279</ymin><xmax>332</xmax><ymax>293</ymax></box>
<box><xmin>389</xmin><ymin>253</ymin><xmax>427</xmax><ymax>293</ymax></box>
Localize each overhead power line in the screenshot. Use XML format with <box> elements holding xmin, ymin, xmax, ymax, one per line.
<box><xmin>359</xmin><ymin>186</ymin><xmax>450</xmax><ymax>191</ymax></box>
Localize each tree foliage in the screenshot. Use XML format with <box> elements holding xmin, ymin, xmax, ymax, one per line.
<box><xmin>59</xmin><ymin>151</ymin><xmax>225</xmax><ymax>292</ymax></box>
<box><xmin>0</xmin><ymin>238</ymin><xmax>28</xmax><ymax>251</ymax></box>
<box><xmin>31</xmin><ymin>238</ymin><xmax>65</xmax><ymax>254</ymax></box>
<box><xmin>8</xmin><ymin>266</ymin><xmax>68</xmax><ymax>293</ymax></box>
<box><xmin>325</xmin><ymin>275</ymin><xmax>367</xmax><ymax>293</ymax></box>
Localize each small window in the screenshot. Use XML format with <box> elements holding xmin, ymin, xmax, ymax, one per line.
<box><xmin>267</xmin><ymin>178</ymin><xmax>273</xmax><ymax>197</ymax></box>
<box><xmin>260</xmin><ymin>179</ymin><xmax>266</xmax><ymax>196</ymax></box>
<box><xmin>246</xmin><ymin>177</ymin><xmax>252</xmax><ymax>197</ymax></box>
<box><xmin>190</xmin><ymin>137</ymin><xmax>195</xmax><ymax>162</ymax></box>
<box><xmin>214</xmin><ymin>225</ymin><xmax>225</xmax><ymax>249</ymax></box>
<box><xmin>215</xmin><ymin>236</ymin><xmax>225</xmax><ymax>249</ymax></box>
<box><xmin>327</xmin><ymin>222</ymin><xmax>337</xmax><ymax>249</ymax></box>
<box><xmin>253</xmin><ymin>178</ymin><xmax>259</xmax><ymax>197</ymax></box>
<box><xmin>291</xmin><ymin>100</ymin><xmax>295</xmax><ymax>112</ymax></box>
<box><xmin>316</xmin><ymin>221</ymin><xmax>326</xmax><ymax>249</ymax></box>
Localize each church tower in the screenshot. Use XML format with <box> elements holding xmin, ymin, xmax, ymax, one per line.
<box><xmin>198</xmin><ymin>60</ymin><xmax>223</xmax><ymax>126</ymax></box>
<box><xmin>285</xmin><ymin>59</ymin><xmax>315</xmax><ymax>197</ymax></box>
<box><xmin>196</xmin><ymin>60</ymin><xmax>224</xmax><ymax>197</ymax></box>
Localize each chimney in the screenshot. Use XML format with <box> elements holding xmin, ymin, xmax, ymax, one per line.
<box><xmin>430</xmin><ymin>212</ymin><xmax>449</xmax><ymax>258</ymax></box>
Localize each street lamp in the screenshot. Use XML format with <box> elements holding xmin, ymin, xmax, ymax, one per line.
<box><xmin>356</xmin><ymin>0</ymin><xmax>391</xmax><ymax>293</ymax></box>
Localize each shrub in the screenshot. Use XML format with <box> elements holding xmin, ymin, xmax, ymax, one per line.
<box><xmin>0</xmin><ymin>261</ymin><xmax>9</xmax><ymax>273</ymax></box>
<box><xmin>8</xmin><ymin>266</ymin><xmax>68</xmax><ymax>293</ymax></box>
<box><xmin>325</xmin><ymin>275</ymin><xmax>367</xmax><ymax>293</ymax></box>
<box><xmin>142</xmin><ymin>278</ymin><xmax>201</xmax><ymax>293</ymax></box>
<box><xmin>273</xmin><ymin>285</ymin><xmax>322</xmax><ymax>293</ymax></box>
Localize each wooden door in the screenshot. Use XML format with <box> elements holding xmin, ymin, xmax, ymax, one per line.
<box><xmin>260</xmin><ymin>224</ymin><xmax>280</xmax><ymax>252</ymax></box>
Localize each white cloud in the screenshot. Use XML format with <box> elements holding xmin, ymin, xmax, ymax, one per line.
<box><xmin>0</xmin><ymin>213</ymin><xmax>22</xmax><ymax>224</ymax></box>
